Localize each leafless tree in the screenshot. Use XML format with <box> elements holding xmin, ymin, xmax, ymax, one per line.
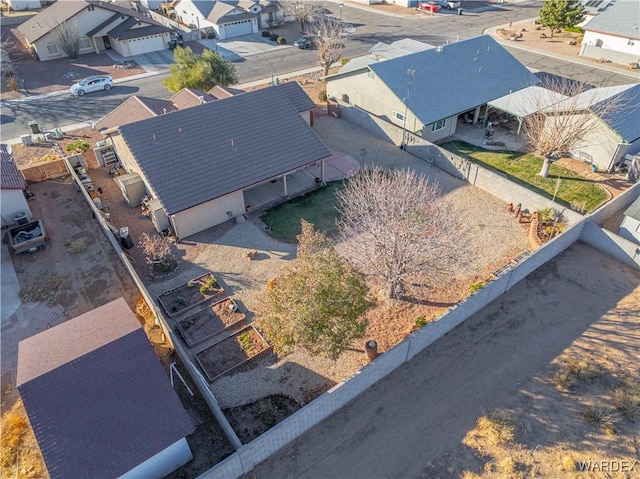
<box><xmin>521</xmin><ymin>76</ymin><xmax>628</xmax><ymax>177</ymax></box>
<box><xmin>279</xmin><ymin>0</ymin><xmax>324</xmax><ymax>31</ymax></box>
<box><xmin>304</xmin><ymin>15</ymin><xmax>345</xmax><ymax>79</ymax></box>
<box><xmin>336</xmin><ymin>168</ymin><xmax>446</xmax><ymax>299</ymax></box>
<box><xmin>0</xmin><ymin>36</ymin><xmax>21</xmax><ymax>79</ymax></box>
<box><xmin>139</xmin><ymin>233</ymin><xmax>177</xmax><ymax>274</ymax></box>
<box><xmin>52</xmin><ymin>19</ymin><xmax>80</xmax><ymax>58</ymax></box>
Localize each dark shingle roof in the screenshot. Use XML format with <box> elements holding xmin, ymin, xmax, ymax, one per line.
<box><xmin>107</xmin><ymin>16</ymin><xmax>171</xmax><ymax>40</ymax></box>
<box><xmin>1</xmin><ymin>152</ymin><xmax>26</xmax><ymax>189</ymax></box>
<box><xmin>207</xmin><ymin>84</ymin><xmax>246</xmax><ymax>99</ymax></box>
<box><xmin>366</xmin><ymin>35</ymin><xmax>539</xmax><ymax>126</ymax></box>
<box><xmin>277</xmin><ymin>82</ymin><xmax>316</xmax><ymax>112</ymax></box>
<box><xmin>95</xmin><ymin>96</ymin><xmax>177</xmax><ymax>131</ymax></box>
<box><xmin>118</xmin><ymin>86</ymin><xmax>331</xmax><ymax>214</ymax></box>
<box><xmin>17</xmin><ymin>298</ymin><xmax>194</xmax><ymax>479</ymax></box>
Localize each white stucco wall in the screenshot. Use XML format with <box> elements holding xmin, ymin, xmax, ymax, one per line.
<box><xmin>175</xmin><ymin>0</ymin><xmax>216</xmax><ymax>29</ymax></box>
<box><xmin>619</xmin><ymin>216</ymin><xmax>640</xmax><ymax>244</ymax></box>
<box><xmin>7</xmin><ymin>0</ymin><xmax>41</xmax><ymax>11</ymax></box>
<box><xmin>327</xmin><ymin>71</ymin><xmax>425</xmax><ymax>135</ymax></box>
<box><xmin>582</xmin><ymin>31</ymin><xmax>640</xmax><ymax>57</ymax></box>
<box><xmin>171</xmin><ymin>190</ymin><xmax>245</xmax><ymax>239</ymax></box>
<box><xmin>119</xmin><ymin>438</ymin><xmax>192</xmax><ymax>479</ymax></box>
<box><xmin>0</xmin><ymin>190</ymin><xmax>32</xmax><ymax>227</ymax></box>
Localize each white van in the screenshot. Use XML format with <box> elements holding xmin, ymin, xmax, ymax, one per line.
<box><xmin>434</xmin><ymin>0</ymin><xmax>461</xmax><ymax>9</ymax></box>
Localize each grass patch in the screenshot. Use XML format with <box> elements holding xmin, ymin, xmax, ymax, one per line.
<box><xmin>439</xmin><ymin>141</ymin><xmax>609</xmax><ymax>212</ymax></box>
<box><xmin>261</xmin><ymin>181</ymin><xmax>343</xmax><ymax>243</ymax></box>
<box><xmin>476</xmin><ymin>409</ymin><xmax>515</xmax><ymax>446</ymax></box>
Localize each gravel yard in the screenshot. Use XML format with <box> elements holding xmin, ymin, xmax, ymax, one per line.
<box><xmin>147</xmin><ymin>116</ymin><xmax>530</xmax><ymax>408</ymax></box>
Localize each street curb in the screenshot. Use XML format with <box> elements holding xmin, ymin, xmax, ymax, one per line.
<box><xmin>484</xmin><ymin>19</ymin><xmax>640</xmax><ymax>81</ymax></box>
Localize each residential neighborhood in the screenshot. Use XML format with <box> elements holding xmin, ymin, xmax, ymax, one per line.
<box><xmin>1</xmin><ymin>1</ymin><xmax>639</xmax><ymax>478</ymax></box>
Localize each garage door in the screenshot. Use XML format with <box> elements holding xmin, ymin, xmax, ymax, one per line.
<box><xmin>127</xmin><ymin>35</ymin><xmax>166</xmax><ymax>56</ymax></box>
<box><xmin>224</xmin><ymin>19</ymin><xmax>253</xmax><ymax>38</ymax></box>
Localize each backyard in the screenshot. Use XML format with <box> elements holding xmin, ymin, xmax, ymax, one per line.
<box><xmin>439</xmin><ymin>141</ymin><xmax>610</xmax><ymax>212</ymax></box>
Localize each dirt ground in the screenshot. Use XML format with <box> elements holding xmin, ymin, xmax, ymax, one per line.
<box><xmin>246</xmin><ymin>242</ymin><xmax>640</xmax><ymax>478</ymax></box>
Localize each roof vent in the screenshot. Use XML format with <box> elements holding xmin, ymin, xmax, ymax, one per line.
<box><xmin>436</xmin><ymin>45</ymin><xmax>443</xmax><ymax>53</ymax></box>
<box><xmin>152</xmin><ymin>133</ymin><xmax>156</xmax><ymax>141</ymax></box>
<box><xmin>198</xmin><ymin>95</ymin><xmax>205</xmax><ymax>104</ymax></box>
<box><xmin>162</xmin><ymin>108</ymin><xmax>167</xmax><ymax>114</ymax></box>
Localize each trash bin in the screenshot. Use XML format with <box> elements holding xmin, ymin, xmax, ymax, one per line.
<box><xmin>119</xmin><ymin>227</ymin><xmax>134</xmax><ymax>249</ymax></box>
<box><xmin>457</xmin><ymin>7</ymin><xmax>463</xmax><ymax>15</ymax></box>
<box><xmin>20</xmin><ymin>134</ymin><xmax>32</xmax><ymax>146</ymax></box>
<box><xmin>27</xmin><ymin>120</ymin><xmax>40</xmax><ymax>134</ymax></box>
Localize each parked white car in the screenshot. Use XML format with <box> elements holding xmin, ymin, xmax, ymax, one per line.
<box><xmin>434</xmin><ymin>0</ymin><xmax>461</xmax><ymax>9</ymax></box>
<box><xmin>70</xmin><ymin>75</ymin><xmax>113</xmax><ymax>96</ymax></box>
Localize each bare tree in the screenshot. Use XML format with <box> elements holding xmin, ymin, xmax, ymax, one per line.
<box><xmin>521</xmin><ymin>76</ymin><xmax>628</xmax><ymax>177</ymax></box>
<box><xmin>0</xmin><ymin>36</ymin><xmax>21</xmax><ymax>79</ymax></box>
<box><xmin>279</xmin><ymin>0</ymin><xmax>323</xmax><ymax>30</ymax></box>
<box><xmin>304</xmin><ymin>15</ymin><xmax>345</xmax><ymax>79</ymax></box>
<box><xmin>336</xmin><ymin>168</ymin><xmax>444</xmax><ymax>299</ymax></box>
<box><xmin>139</xmin><ymin>233</ymin><xmax>177</xmax><ymax>275</ymax></box>
<box><xmin>52</xmin><ymin>19</ymin><xmax>80</xmax><ymax>58</ymax></box>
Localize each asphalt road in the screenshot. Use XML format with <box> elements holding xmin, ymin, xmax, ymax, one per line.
<box><xmin>0</xmin><ymin>0</ymin><xmax>636</xmax><ymax>140</ymax></box>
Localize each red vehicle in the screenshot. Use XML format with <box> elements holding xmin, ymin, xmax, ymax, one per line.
<box><xmin>416</xmin><ymin>2</ymin><xmax>440</xmax><ymax>13</ymax></box>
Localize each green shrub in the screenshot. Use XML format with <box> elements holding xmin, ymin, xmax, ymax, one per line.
<box><xmin>277</xmin><ymin>37</ymin><xmax>286</xmax><ymax>45</ymax></box>
<box><xmin>66</xmin><ymin>139</ymin><xmax>90</xmax><ymax>153</ymax></box>
<box><xmin>261</xmin><ymin>30</ymin><xmax>271</xmax><ymax>37</ymax></box>
<box><xmin>340</xmin><ymin>57</ymin><xmax>350</xmax><ymax>65</ymax></box>
<box><xmin>414</xmin><ymin>316</ymin><xmax>429</xmax><ymax>330</ymax></box>
<box><xmin>318</xmin><ymin>90</ymin><xmax>327</xmax><ymax>102</ymax></box>
<box><xmin>470</xmin><ymin>282</ymin><xmax>484</xmax><ymax>293</ymax></box>
<box><xmin>476</xmin><ymin>409</ymin><xmax>515</xmax><ymax>445</ymax></box>
<box><xmin>269</xmin><ymin>33</ymin><xmax>279</xmax><ymax>41</ymax></box>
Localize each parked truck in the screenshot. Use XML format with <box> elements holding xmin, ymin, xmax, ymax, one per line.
<box><xmin>7</xmin><ymin>219</ymin><xmax>47</xmax><ymax>253</ymax></box>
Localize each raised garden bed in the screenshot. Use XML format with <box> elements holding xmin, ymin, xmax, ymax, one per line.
<box><xmin>177</xmin><ymin>297</ymin><xmax>246</xmax><ymax>347</ymax></box>
<box><xmin>158</xmin><ymin>273</ymin><xmax>225</xmax><ymax>317</ymax></box>
<box><xmin>195</xmin><ymin>324</ymin><xmax>270</xmax><ymax>381</ymax></box>
<box><xmin>224</xmin><ymin>395</ymin><xmax>301</xmax><ymax>444</ymax></box>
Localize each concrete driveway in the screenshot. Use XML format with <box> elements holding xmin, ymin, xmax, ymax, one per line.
<box><xmin>199</xmin><ymin>34</ymin><xmax>292</xmax><ymax>61</ymax></box>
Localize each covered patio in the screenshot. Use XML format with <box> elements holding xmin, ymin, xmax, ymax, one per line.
<box><xmin>451</xmin><ymin>119</ymin><xmax>528</xmax><ymax>152</ymax></box>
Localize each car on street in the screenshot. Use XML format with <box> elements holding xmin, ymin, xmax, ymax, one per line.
<box><xmin>416</xmin><ymin>2</ymin><xmax>440</xmax><ymax>13</ymax></box>
<box><xmin>69</xmin><ymin>75</ymin><xmax>113</xmax><ymax>96</ymax></box>
<box><xmin>294</xmin><ymin>35</ymin><xmax>317</xmax><ymax>49</ymax></box>
<box><xmin>434</xmin><ymin>0</ymin><xmax>461</xmax><ymax>9</ymax></box>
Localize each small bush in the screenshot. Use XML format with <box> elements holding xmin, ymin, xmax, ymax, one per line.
<box><xmin>414</xmin><ymin>316</ymin><xmax>429</xmax><ymax>330</ymax></box>
<box><xmin>277</xmin><ymin>37</ymin><xmax>286</xmax><ymax>45</ymax></box>
<box><xmin>613</xmin><ymin>378</ymin><xmax>640</xmax><ymax>422</ymax></box>
<box><xmin>318</xmin><ymin>89</ymin><xmax>327</xmax><ymax>102</ymax></box>
<box><xmin>470</xmin><ymin>282</ymin><xmax>484</xmax><ymax>293</ymax></box>
<box><xmin>560</xmin><ymin>455</ymin><xmax>576</xmax><ymax>472</ymax></box>
<box><xmin>261</xmin><ymin>30</ymin><xmax>271</xmax><ymax>37</ymax></box>
<box><xmin>340</xmin><ymin>57</ymin><xmax>350</xmax><ymax>65</ymax></box>
<box><xmin>269</xmin><ymin>33</ymin><xmax>279</xmax><ymax>41</ymax></box>
<box><xmin>476</xmin><ymin>409</ymin><xmax>515</xmax><ymax>445</ymax></box>
<box><xmin>582</xmin><ymin>402</ymin><xmax>618</xmax><ymax>435</ymax></box>
<box><xmin>553</xmin><ymin>358</ymin><xmax>599</xmax><ymax>390</ymax></box>
<box><xmin>66</xmin><ymin>139</ymin><xmax>90</xmax><ymax>153</ymax></box>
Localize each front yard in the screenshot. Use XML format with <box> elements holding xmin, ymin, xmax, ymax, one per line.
<box><xmin>439</xmin><ymin>141</ymin><xmax>610</xmax><ymax>212</ymax></box>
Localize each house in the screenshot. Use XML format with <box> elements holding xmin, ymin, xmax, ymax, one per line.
<box><xmin>105</xmin><ymin>85</ymin><xmax>331</xmax><ymax>239</ymax></box>
<box><xmin>173</xmin><ymin>0</ymin><xmax>259</xmax><ymax>39</ymax></box>
<box><xmin>18</xmin><ymin>0</ymin><xmax>172</xmax><ymax>61</ymax></box>
<box><xmin>326</xmin><ymin>35</ymin><xmax>539</xmax><ymax>143</ymax></box>
<box><xmin>619</xmin><ymin>195</ymin><xmax>640</xmax><ymax>244</ymax></box>
<box><xmin>1</xmin><ymin>148</ymin><xmax>32</xmax><ymax>227</ymax></box>
<box><xmin>17</xmin><ymin>298</ymin><xmax>194</xmax><ymax>479</ymax></box>
<box><xmin>544</xmin><ymin>83</ymin><xmax>640</xmax><ymax>172</ymax></box>
<box><xmin>580</xmin><ymin>0</ymin><xmax>640</xmax><ymax>65</ymax></box>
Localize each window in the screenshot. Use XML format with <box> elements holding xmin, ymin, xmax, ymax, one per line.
<box><xmin>392</xmin><ymin>111</ymin><xmax>405</xmax><ymax>122</ymax></box>
<box><xmin>79</xmin><ymin>37</ymin><xmax>91</xmax><ymax>49</ymax></box>
<box><xmin>432</xmin><ymin>119</ymin><xmax>446</xmax><ymax>131</ymax></box>
<box><xmin>46</xmin><ymin>43</ymin><xmax>59</xmax><ymax>55</ymax></box>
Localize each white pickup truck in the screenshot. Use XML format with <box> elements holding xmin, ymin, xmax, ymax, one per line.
<box><xmin>434</xmin><ymin>0</ymin><xmax>461</xmax><ymax>9</ymax></box>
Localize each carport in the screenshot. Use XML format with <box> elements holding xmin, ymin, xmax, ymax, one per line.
<box><xmin>487</xmin><ymin>86</ymin><xmax>568</xmax><ymax>134</ymax></box>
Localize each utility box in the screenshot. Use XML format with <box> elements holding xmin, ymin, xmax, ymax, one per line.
<box><xmin>27</xmin><ymin>121</ymin><xmax>40</xmax><ymax>134</ymax></box>
<box><xmin>115</xmin><ymin>173</ymin><xmax>146</xmax><ymax>207</ymax></box>
<box><xmin>149</xmin><ymin>198</ymin><xmax>170</xmax><ymax>233</ymax></box>
<box><xmin>20</xmin><ymin>134</ymin><xmax>32</xmax><ymax>146</ymax></box>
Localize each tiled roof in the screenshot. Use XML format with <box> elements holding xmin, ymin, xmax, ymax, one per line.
<box><xmin>362</xmin><ymin>35</ymin><xmax>539</xmax><ymax>126</ymax></box>
<box><xmin>208</xmin><ymin>1</ymin><xmax>256</xmax><ymax>22</ymax></box>
<box><xmin>207</xmin><ymin>84</ymin><xmax>245</xmax><ymax>99</ymax></box>
<box><xmin>1</xmin><ymin>152</ymin><xmax>26</xmax><ymax>190</ymax></box>
<box><xmin>171</xmin><ymin>88</ymin><xmax>217</xmax><ymax>109</ymax></box>
<box><xmin>592</xmin><ymin>84</ymin><xmax>640</xmax><ymax>143</ymax></box>
<box><xmin>107</xmin><ymin>16</ymin><xmax>171</xmax><ymax>40</ymax></box>
<box><xmin>95</xmin><ymin>96</ymin><xmax>177</xmax><ymax>131</ymax></box>
<box><xmin>17</xmin><ymin>298</ymin><xmax>194</xmax><ymax>479</ymax></box>
<box><xmin>583</xmin><ymin>1</ymin><xmax>640</xmax><ymax>38</ymax></box>
<box><xmin>118</xmin><ymin>85</ymin><xmax>331</xmax><ymax>214</ymax></box>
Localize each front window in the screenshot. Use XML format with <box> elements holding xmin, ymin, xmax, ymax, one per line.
<box><xmin>393</xmin><ymin>111</ymin><xmax>406</xmax><ymax>122</ymax></box>
<box><xmin>46</xmin><ymin>43</ymin><xmax>59</xmax><ymax>55</ymax></box>
<box><xmin>432</xmin><ymin>119</ymin><xmax>446</xmax><ymax>131</ymax></box>
<box><xmin>79</xmin><ymin>37</ymin><xmax>92</xmax><ymax>49</ymax></box>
